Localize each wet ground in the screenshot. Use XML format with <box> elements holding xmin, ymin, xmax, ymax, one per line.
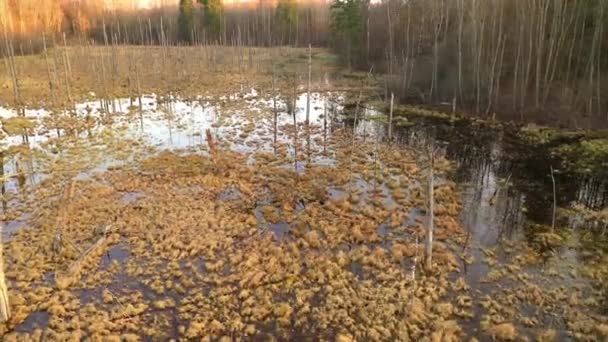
<box><xmin>1</xmin><ymin>87</ymin><xmax>607</xmax><ymax>340</ymax></box>
<box><xmin>389</xmin><ymin>114</ymin><xmax>608</xmax><ymax>339</ymax></box>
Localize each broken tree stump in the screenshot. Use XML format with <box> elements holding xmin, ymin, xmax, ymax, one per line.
<box><xmin>206</xmin><ymin>129</ymin><xmax>217</xmax><ymax>164</ymax></box>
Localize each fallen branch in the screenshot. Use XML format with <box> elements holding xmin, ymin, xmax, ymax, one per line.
<box><xmin>55</xmin><ymin>228</ymin><xmax>116</xmax><ymax>290</ymax></box>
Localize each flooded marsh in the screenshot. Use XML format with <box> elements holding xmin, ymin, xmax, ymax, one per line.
<box><xmin>0</xmin><ymin>47</ymin><xmax>607</xmax><ymax>341</ymax></box>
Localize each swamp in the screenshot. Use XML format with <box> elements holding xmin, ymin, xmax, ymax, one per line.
<box><xmin>0</xmin><ymin>2</ymin><xmax>607</xmax><ymax>339</ymax></box>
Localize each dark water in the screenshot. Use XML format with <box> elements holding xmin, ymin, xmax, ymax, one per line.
<box><xmin>370</xmin><ymin>113</ymin><xmax>608</xmax><ymax>338</ymax></box>
<box><xmin>336</xmin><ymin>103</ymin><xmax>608</xmax><ymax>332</ymax></box>
<box><xmin>326</xmin><ymin>100</ymin><xmax>606</xmax><ymax>253</ymax></box>
<box><xmin>382</xmin><ymin>115</ymin><xmax>607</xmax><ymax>245</ymax></box>
<box><xmin>14</xmin><ymin>311</ymin><xmax>49</xmax><ymax>333</ymax></box>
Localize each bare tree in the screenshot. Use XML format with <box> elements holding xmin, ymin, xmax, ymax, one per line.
<box><xmin>388</xmin><ymin>92</ymin><xmax>394</xmax><ymax>141</ymax></box>
<box><xmin>550</xmin><ymin>166</ymin><xmax>556</xmax><ymax>232</ymax></box>
<box><xmin>425</xmin><ymin>144</ymin><xmax>437</xmax><ymax>270</ymax></box>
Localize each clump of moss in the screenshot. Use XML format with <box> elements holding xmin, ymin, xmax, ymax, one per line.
<box><xmin>555</xmin><ymin>138</ymin><xmax>608</xmax><ymax>176</ymax></box>
<box><xmin>486</xmin><ymin>322</ymin><xmax>517</xmax><ymax>341</ymax></box>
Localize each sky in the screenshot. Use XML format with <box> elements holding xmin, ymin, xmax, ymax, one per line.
<box><xmin>136</xmin><ymin>0</ymin><xmax>158</xmax><ymax>8</ymax></box>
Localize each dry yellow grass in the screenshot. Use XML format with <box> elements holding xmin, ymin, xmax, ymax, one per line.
<box><xmin>0</xmin><ymin>46</ymin><xmax>343</xmax><ymax>109</ymax></box>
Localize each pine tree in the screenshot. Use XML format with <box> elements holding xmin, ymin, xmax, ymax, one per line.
<box><xmin>275</xmin><ymin>0</ymin><xmax>298</xmax><ymax>45</ymax></box>
<box><xmin>199</xmin><ymin>0</ymin><xmax>223</xmax><ymax>41</ymax></box>
<box><xmin>178</xmin><ymin>0</ymin><xmax>195</xmax><ymax>43</ymax></box>
<box><xmin>330</xmin><ymin>0</ymin><xmax>364</xmax><ymax>70</ymax></box>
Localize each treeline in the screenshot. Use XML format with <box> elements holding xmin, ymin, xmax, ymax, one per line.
<box><xmin>0</xmin><ymin>0</ymin><xmax>105</xmax><ymax>35</ymax></box>
<box><xmin>354</xmin><ymin>0</ymin><xmax>608</xmax><ymax>125</ymax></box>
<box><xmin>2</xmin><ymin>0</ymin><xmax>608</xmax><ymax>126</ymax></box>
<box><xmin>0</xmin><ymin>0</ymin><xmax>329</xmax><ymax>46</ymax></box>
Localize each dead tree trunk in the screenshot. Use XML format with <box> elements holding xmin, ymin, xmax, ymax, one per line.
<box><xmin>348</xmin><ymin>92</ymin><xmax>362</xmax><ymax>195</ymax></box>
<box><xmin>323</xmin><ymin>95</ymin><xmax>327</xmax><ymax>152</ymax></box>
<box><xmin>42</xmin><ymin>33</ymin><xmax>56</xmax><ymax>105</ymax></box>
<box><xmin>292</xmin><ymin>77</ymin><xmax>299</xmax><ymax>176</ymax></box>
<box><xmin>306</xmin><ymin>44</ymin><xmax>312</xmax><ymax>125</ymax></box>
<box><xmin>206</xmin><ymin>129</ymin><xmax>217</xmax><ymax>164</ymax></box>
<box><xmin>388</xmin><ymin>93</ymin><xmax>394</xmax><ymax>141</ymax></box>
<box><xmin>425</xmin><ymin>147</ymin><xmax>435</xmax><ymax>270</ymax></box>
<box><xmin>550</xmin><ymin>165</ymin><xmax>556</xmax><ymax>232</ymax></box>
<box><xmin>62</xmin><ymin>39</ymin><xmax>73</xmax><ymax>109</ymax></box>
<box><xmin>3</xmin><ymin>29</ymin><xmax>20</xmax><ymax>110</ymax></box>
<box><xmin>272</xmin><ymin>64</ymin><xmax>278</xmax><ymax>153</ymax></box>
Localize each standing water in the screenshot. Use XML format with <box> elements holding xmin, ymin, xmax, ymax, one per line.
<box><xmin>1</xmin><ymin>89</ymin><xmax>607</xmax><ymax>340</ymax></box>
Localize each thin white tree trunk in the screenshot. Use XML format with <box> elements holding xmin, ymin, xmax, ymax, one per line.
<box><xmin>425</xmin><ymin>149</ymin><xmax>435</xmax><ymax>270</ymax></box>
<box><xmin>306</xmin><ymin>44</ymin><xmax>311</xmax><ymax>124</ymax></box>
<box><xmin>323</xmin><ymin>95</ymin><xmax>327</xmax><ymax>152</ymax></box>
<box><xmin>388</xmin><ymin>93</ymin><xmax>394</xmax><ymax>141</ymax></box>
<box><xmin>550</xmin><ymin>166</ymin><xmax>556</xmax><ymax>232</ymax></box>
<box><xmin>272</xmin><ymin>64</ymin><xmax>278</xmax><ymax>153</ymax></box>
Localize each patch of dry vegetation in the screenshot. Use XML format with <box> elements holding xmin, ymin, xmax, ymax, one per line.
<box><xmin>0</xmin><ymin>46</ymin><xmax>360</xmax><ymax>110</ymax></box>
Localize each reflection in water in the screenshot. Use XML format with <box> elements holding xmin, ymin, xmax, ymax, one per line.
<box><xmin>337</xmin><ymin>109</ymin><xmax>607</xmax><ymax>333</ymax></box>
<box><xmin>2</xmin><ymin>93</ymin><xmax>604</xmax><ymax>245</ymax></box>
<box><xmin>14</xmin><ymin>310</ymin><xmax>49</xmax><ymax>332</ymax></box>
<box><xmin>389</xmin><ymin>115</ymin><xmax>605</xmax><ymax>245</ymax></box>
<box><xmin>365</xmin><ymin>113</ymin><xmax>607</xmax><ymax>338</ymax></box>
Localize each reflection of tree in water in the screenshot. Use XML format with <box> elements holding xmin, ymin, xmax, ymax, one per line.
<box><xmin>577</xmin><ymin>177</ymin><xmax>607</xmax><ymax>209</ymax></box>
<box><xmin>341</xmin><ymin>106</ymin><xmax>605</xmax><ymax>242</ymax></box>
<box><xmin>392</xmin><ymin>115</ymin><xmax>606</xmax><ymax>245</ymax></box>
<box><xmin>16</xmin><ymin>160</ymin><xmax>26</xmax><ymax>191</ymax></box>
<box><xmin>503</xmin><ymin>136</ymin><xmax>578</xmax><ymax>223</ymax></box>
<box><xmin>406</xmin><ymin>119</ymin><xmax>519</xmax><ymax>242</ymax></box>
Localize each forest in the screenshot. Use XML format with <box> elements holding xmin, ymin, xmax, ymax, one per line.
<box><xmin>0</xmin><ymin>0</ymin><xmax>607</xmax><ymax>340</ymax></box>
<box><xmin>2</xmin><ymin>0</ymin><xmax>608</xmax><ymax>126</ymax></box>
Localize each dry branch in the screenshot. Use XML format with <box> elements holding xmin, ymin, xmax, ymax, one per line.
<box><xmin>55</xmin><ymin>230</ymin><xmax>115</xmax><ymax>290</ymax></box>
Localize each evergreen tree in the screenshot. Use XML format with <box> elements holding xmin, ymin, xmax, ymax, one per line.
<box><xmin>178</xmin><ymin>0</ymin><xmax>195</xmax><ymax>43</ymax></box>
<box><xmin>198</xmin><ymin>0</ymin><xmax>223</xmax><ymax>40</ymax></box>
<box><xmin>330</xmin><ymin>0</ymin><xmax>364</xmax><ymax>70</ymax></box>
<box><xmin>275</xmin><ymin>0</ymin><xmax>298</xmax><ymax>45</ymax></box>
